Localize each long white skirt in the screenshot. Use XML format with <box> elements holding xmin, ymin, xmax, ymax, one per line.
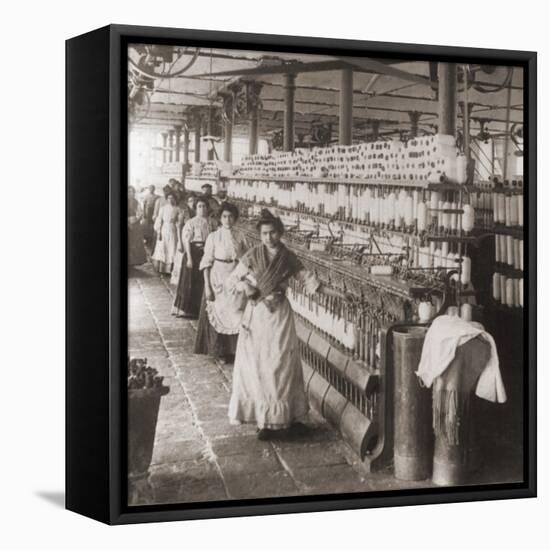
<box><xmin>228</xmin><ymin>297</ymin><xmax>309</xmax><ymax>429</ymax></box>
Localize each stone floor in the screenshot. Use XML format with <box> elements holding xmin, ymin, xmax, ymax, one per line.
<box><xmin>128</xmin><ymin>261</ymin><xmax>523</xmax><ymax>506</ymax></box>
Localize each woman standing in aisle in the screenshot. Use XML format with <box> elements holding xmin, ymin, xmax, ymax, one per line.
<box><xmin>128</xmin><ymin>186</ymin><xmax>147</xmax><ymax>267</ymax></box>
<box><xmin>194</xmin><ymin>202</ymin><xmax>249</xmax><ymax>363</ymax></box>
<box><xmin>226</xmin><ymin>209</ymin><xmax>350</xmax><ymax>440</ymax></box>
<box><xmin>151</xmin><ymin>192</ymin><xmax>180</xmax><ymax>275</ymax></box>
<box><xmin>170</xmin><ymin>193</ymin><xmax>197</xmax><ymax>286</ymax></box>
<box><xmin>172</xmin><ymin>198</ymin><xmax>213</xmax><ymax>318</ymax></box>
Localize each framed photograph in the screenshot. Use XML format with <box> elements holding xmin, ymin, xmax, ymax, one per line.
<box><xmin>66</xmin><ymin>24</ymin><xmax>536</xmax><ymax>525</ymax></box>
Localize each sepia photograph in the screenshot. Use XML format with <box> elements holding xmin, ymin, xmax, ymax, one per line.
<box><xmin>126</xmin><ymin>42</ymin><xmax>527</xmax><ymax>507</ymax></box>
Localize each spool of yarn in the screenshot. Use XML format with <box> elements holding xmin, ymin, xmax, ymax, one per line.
<box><xmin>497</xmin><ymin>193</ymin><xmax>506</xmax><ymax>224</ymax></box>
<box><xmin>434</xmin><ymin>247</ymin><xmax>443</xmax><ymax>269</ymax></box>
<box><xmin>499</xmin><ymin>235</ymin><xmax>507</xmax><ymax>265</ymax></box>
<box><xmin>510</xmin><ymin>195</ymin><xmax>519</xmax><ymax>226</ymax></box>
<box><xmin>417</xmin><ymin>201</ymin><xmax>427</xmax><ymax>231</ymax></box>
<box><xmin>492</xmin><ymin>192</ymin><xmax>499</xmax><ymax>223</ymax></box>
<box><xmin>462</xmin><ymin>204</ymin><xmax>475</xmax><ymax>233</ymax></box>
<box><xmin>506</xmin><ymin>235</ymin><xmax>514</xmax><ymax>266</ymax></box>
<box><xmin>461</xmin><ymin>256</ymin><xmax>472</xmax><ymax>285</ymax></box>
<box><xmin>450</xmin><ymin>202</ymin><xmax>458</xmax><ymax>232</ymax></box>
<box><xmin>517</xmin><ymin>194</ymin><xmax>524</xmax><ymax>227</ymax></box>
<box><xmin>495</xmin><ymin>235</ymin><xmax>501</xmax><ymax>263</ymax></box>
<box><xmin>404</xmin><ymin>194</ymin><xmax>414</xmax><ymax>226</ymax></box>
<box><xmin>514</xmin><ymin>279</ymin><xmax>520</xmax><ymax>308</ymax></box>
<box><xmin>419</xmin><ymin>246</ymin><xmax>431</xmax><ymax>268</ymax></box>
<box><xmin>505</xmin><ymin>278</ymin><xmax>514</xmax><ymax>307</ymax></box>
<box><xmin>387</xmin><ymin>192</ymin><xmax>397</xmax><ymax>225</ymax></box>
<box><xmin>460</xmin><ymin>303</ymin><xmax>473</xmax><ymax>321</ymax></box>
<box><xmin>505</xmin><ymin>195</ymin><xmax>512</xmax><ymax>226</ymax></box>
<box><xmin>430</xmin><ymin>191</ymin><xmax>440</xmax><ymax>218</ymax></box>
<box><xmin>492</xmin><ymin>272</ymin><xmax>501</xmax><ymax>301</ymax></box>
<box><xmin>514</xmin><ymin>239</ymin><xmax>521</xmax><ymax>270</ymax></box>
<box><xmin>442</xmin><ymin>201</ymin><xmax>451</xmax><ymax>230</ymax></box>
<box><xmin>499</xmin><ymin>274</ymin><xmax>507</xmax><ymax>305</ymax></box>
<box><xmin>418</xmin><ymin>301</ymin><xmax>433</xmax><ymax>322</ymax></box>
<box><xmin>441</xmin><ymin>241</ymin><xmax>449</xmax><ymax>259</ymax></box>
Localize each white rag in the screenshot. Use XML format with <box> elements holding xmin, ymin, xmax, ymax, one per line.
<box><xmin>416</xmin><ymin>315</ymin><xmax>507</xmax><ymax>403</ymax></box>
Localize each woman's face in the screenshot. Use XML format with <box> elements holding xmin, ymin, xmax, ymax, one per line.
<box><xmin>196</xmin><ymin>201</ymin><xmax>208</xmax><ymax>217</ymax></box>
<box><xmin>220</xmin><ymin>210</ymin><xmax>235</xmax><ymax>228</ymax></box>
<box><xmin>187</xmin><ymin>197</ymin><xmax>196</xmax><ymax>210</ymax></box>
<box><xmin>260</xmin><ymin>223</ymin><xmax>281</xmax><ymax>248</ymax></box>
<box><xmin>167</xmin><ymin>194</ymin><xmax>176</xmax><ymax>206</ymax></box>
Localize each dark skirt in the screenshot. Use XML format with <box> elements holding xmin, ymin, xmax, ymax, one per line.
<box><xmin>172</xmin><ymin>243</ymin><xmax>204</xmax><ymax>318</ymax></box>
<box><xmin>194</xmin><ymin>295</ymin><xmax>239</xmax><ymax>359</ymax></box>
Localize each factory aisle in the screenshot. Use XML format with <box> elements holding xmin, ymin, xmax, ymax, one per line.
<box><xmin>128</xmin><ymin>262</ymin><xmax>432</xmax><ymax>505</ymax></box>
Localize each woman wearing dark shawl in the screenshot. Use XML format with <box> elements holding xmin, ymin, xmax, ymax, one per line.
<box><xmin>226</xmin><ymin>209</ymin><xmax>349</xmax><ymax>440</ymax></box>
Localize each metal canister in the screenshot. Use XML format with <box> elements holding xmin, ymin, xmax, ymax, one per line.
<box><xmin>393</xmin><ymin>326</ymin><xmax>432</xmax><ymax>481</ymax></box>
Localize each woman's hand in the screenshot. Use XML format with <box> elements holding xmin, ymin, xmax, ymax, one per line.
<box><xmin>178</xmin><ymin>244</ymin><xmax>184</xmax><ymax>253</ymax></box>
<box><xmin>186</xmin><ymin>257</ymin><xmax>193</xmax><ymax>268</ymax></box>
<box><xmin>205</xmin><ymin>285</ymin><xmax>215</xmax><ymax>302</ymax></box>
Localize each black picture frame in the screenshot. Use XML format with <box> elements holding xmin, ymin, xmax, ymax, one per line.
<box><xmin>66</xmin><ymin>24</ymin><xmax>537</xmax><ymax>525</ymax></box>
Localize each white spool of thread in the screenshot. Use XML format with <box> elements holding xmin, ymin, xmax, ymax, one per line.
<box><xmin>460</xmin><ymin>303</ymin><xmax>473</xmax><ymax>321</ymax></box>
<box><xmin>418</xmin><ymin>301</ymin><xmax>433</xmax><ymax>322</ymax></box>
<box><xmin>442</xmin><ymin>201</ymin><xmax>451</xmax><ymax>230</ymax></box>
<box><xmin>500</xmin><ymin>274</ymin><xmax>507</xmax><ymax>305</ymax></box>
<box><xmin>505</xmin><ymin>278</ymin><xmax>514</xmax><ymax>307</ymax></box>
<box><xmin>505</xmin><ymin>195</ymin><xmax>512</xmax><ymax>226</ymax></box>
<box><xmin>492</xmin><ymin>192</ymin><xmax>499</xmax><ymax>223</ymax></box>
<box><xmin>514</xmin><ymin>239</ymin><xmax>521</xmax><ymax>270</ymax></box>
<box><xmin>449</xmin><ymin>202</ymin><xmax>458</xmax><ymax>232</ymax></box>
<box><xmin>412</xmin><ymin>190</ymin><xmax>419</xmax><ymax>222</ymax></box>
<box><xmin>430</xmin><ymin>191</ymin><xmax>440</xmax><ymax>219</ymax></box>
<box><xmin>462</xmin><ymin>204</ymin><xmax>475</xmax><ymax>233</ymax></box>
<box><xmin>517</xmin><ymin>194</ymin><xmax>524</xmax><ymax>227</ymax></box>
<box><xmin>506</xmin><ymin>235</ymin><xmax>514</xmax><ymax>266</ymax></box>
<box><xmin>404</xmin><ymin>194</ymin><xmax>414</xmax><ymax>226</ymax></box>
<box><xmin>510</xmin><ymin>195</ymin><xmax>519</xmax><ymax>226</ymax></box>
<box><xmin>461</xmin><ymin>256</ymin><xmax>472</xmax><ymax>285</ymax></box>
<box><xmin>497</xmin><ymin>193</ymin><xmax>506</xmax><ymax>224</ymax></box>
<box><xmin>420</xmin><ymin>246</ymin><xmax>431</xmax><ymax>268</ymax></box>
<box><xmin>493</xmin><ymin>272</ymin><xmax>501</xmax><ymax>301</ymax></box>
<box><xmin>387</xmin><ymin>192</ymin><xmax>396</xmax><ymax>224</ymax></box>
<box><xmin>495</xmin><ymin>235</ymin><xmax>501</xmax><ymax>263</ymax></box>
<box><xmin>417</xmin><ymin>201</ymin><xmax>427</xmax><ymax>232</ymax></box>
<box><xmin>499</xmin><ymin>235</ymin><xmax>507</xmax><ymax>264</ymax></box>
<box><xmin>514</xmin><ymin>278</ymin><xmax>520</xmax><ymax>308</ymax></box>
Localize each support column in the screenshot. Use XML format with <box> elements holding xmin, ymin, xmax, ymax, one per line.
<box><xmin>437</xmin><ymin>63</ymin><xmax>457</xmax><ymax>136</ymax></box>
<box><xmin>182</xmin><ymin>124</ymin><xmax>190</xmax><ymax>168</ymax></box>
<box><xmin>207</xmin><ymin>108</ymin><xmax>215</xmax><ymax>161</ymax></box>
<box><xmin>194</xmin><ymin>112</ymin><xmax>202</xmax><ymax>163</ymax></box>
<box><xmin>408</xmin><ymin>111</ymin><xmax>421</xmax><ymax>138</ymax></box>
<box><xmin>284</xmin><ymin>73</ymin><xmax>296</xmax><ymax>152</ymax></box>
<box><xmin>162</xmin><ymin>132</ymin><xmax>168</xmax><ymax>164</ymax></box>
<box><xmin>168</xmin><ymin>130</ymin><xmax>175</xmax><ymax>163</ymax></box>
<box><xmin>459</xmin><ymin>101</ymin><xmax>473</xmax><ymax>161</ymax></box>
<box><xmin>174</xmin><ymin>126</ymin><xmax>181</xmax><ymax>162</ymax></box>
<box><xmin>247</xmin><ymin>82</ymin><xmax>262</xmax><ymax>156</ymax></box>
<box><xmin>339</xmin><ymin>67</ymin><xmax>353</xmax><ymax>145</ymax></box>
<box><xmin>223</xmin><ymin>116</ymin><xmax>232</xmax><ymax>162</ymax></box>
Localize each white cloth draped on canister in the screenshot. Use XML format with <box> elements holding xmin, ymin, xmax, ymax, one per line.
<box><xmin>416</xmin><ymin>315</ymin><xmax>507</xmax><ymax>403</ymax></box>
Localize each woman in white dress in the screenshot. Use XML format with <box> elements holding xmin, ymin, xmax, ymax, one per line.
<box><xmin>226</xmin><ymin>209</ymin><xmax>349</xmax><ymax>440</ymax></box>
<box><xmin>194</xmin><ymin>202</ymin><xmax>249</xmax><ymax>362</ymax></box>
<box><xmin>151</xmin><ymin>192</ymin><xmax>180</xmax><ymax>274</ymax></box>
